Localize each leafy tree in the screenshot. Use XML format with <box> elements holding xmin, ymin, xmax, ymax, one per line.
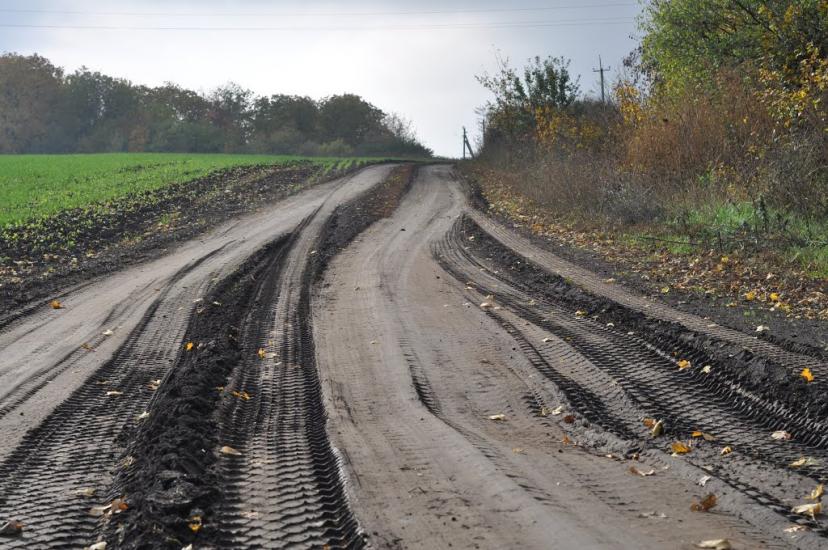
<box><xmin>0</xmin><ymin>54</ymin><xmax>64</xmax><ymax>152</ymax></box>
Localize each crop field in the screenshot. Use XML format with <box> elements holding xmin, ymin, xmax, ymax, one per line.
<box><xmin>0</xmin><ymin>153</ymin><xmax>377</xmax><ymax>226</ymax></box>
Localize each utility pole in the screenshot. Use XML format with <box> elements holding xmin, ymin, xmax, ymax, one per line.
<box><xmin>592</xmin><ymin>55</ymin><xmax>611</xmax><ymax>104</ymax></box>
<box><xmin>462</xmin><ymin>126</ymin><xmax>474</xmax><ymax>159</ymax></box>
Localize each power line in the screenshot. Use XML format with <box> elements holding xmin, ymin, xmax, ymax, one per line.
<box><xmin>0</xmin><ymin>4</ymin><xmax>637</xmax><ymax>19</ymax></box>
<box><xmin>0</xmin><ymin>18</ymin><xmax>636</xmax><ymax>32</ymax></box>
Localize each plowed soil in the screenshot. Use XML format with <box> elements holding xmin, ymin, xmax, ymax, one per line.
<box><xmin>1</xmin><ymin>164</ymin><xmax>825</xmax><ymax>549</ymax></box>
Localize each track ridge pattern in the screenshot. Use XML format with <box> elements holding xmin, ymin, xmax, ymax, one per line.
<box><xmin>433</xmin><ymin>214</ymin><xmax>828</xmax><ymax>537</ymax></box>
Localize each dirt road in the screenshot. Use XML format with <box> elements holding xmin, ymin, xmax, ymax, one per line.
<box><xmin>0</xmin><ymin>164</ymin><xmax>825</xmax><ymax>549</ymax></box>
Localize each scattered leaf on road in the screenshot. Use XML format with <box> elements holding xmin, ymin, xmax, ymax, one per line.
<box><xmin>188</xmin><ymin>515</ymin><xmax>202</xmax><ymax>533</ymax></box>
<box><xmin>488</xmin><ymin>414</ymin><xmax>506</xmax><ymax>422</ymax></box>
<box><xmin>671</xmin><ymin>441</ymin><xmax>691</xmax><ymax>454</ymax></box>
<box><xmin>105</xmin><ymin>391</ymin><xmax>123</xmax><ymax>397</ymax></box>
<box><xmin>49</xmin><ymin>300</ymin><xmax>63</xmax><ymax>309</ymax></box>
<box><xmin>791</xmin><ymin>502</ymin><xmax>822</xmax><ymax>519</ymax></box>
<box><xmin>691</xmin><ymin>431</ymin><xmax>716</xmax><ymax>441</ymax></box>
<box><xmin>701</xmin><ymin>365</ymin><xmax>712</xmax><ymax>374</ymax></box>
<box><xmin>137</xmin><ymin>411</ymin><xmax>149</xmax><ymax>421</ymax></box>
<box><xmin>102</xmin><ymin>329</ymin><xmax>113</xmax><ymax>336</ymax></box>
<box><xmin>678</xmin><ymin>359</ymin><xmax>691</xmax><ymax>370</ymax></box>
<box><xmin>691</xmin><ymin>493</ymin><xmax>717</xmax><ymax>512</ymax></box>
<box><xmin>807</xmin><ymin>483</ymin><xmax>824</xmax><ymax>500</ymax></box>
<box><xmin>696</xmin><ymin>539</ymin><xmax>731</xmax><ymax>550</ymax></box>
<box><xmin>755</xmin><ymin>325</ymin><xmax>770</xmax><ymax>333</ymax></box>
<box><xmin>790</xmin><ymin>456</ymin><xmax>819</xmax><ymax>468</ymax></box>
<box><xmin>185</xmin><ymin>342</ymin><xmax>194</xmax><ymax>351</ymax></box>
<box><xmin>563</xmin><ymin>414</ymin><xmax>576</xmax><ymax>424</ymax></box>
<box><xmin>85</xmin><ymin>542</ymin><xmax>107</xmax><ymax>550</ymax></box>
<box><xmin>801</xmin><ymin>368</ymin><xmax>814</xmax><ymax>383</ymax></box>
<box><xmin>771</xmin><ymin>430</ymin><xmax>792</xmax><ymax>441</ymax></box>
<box><xmin>720</xmin><ymin>446</ymin><xmax>733</xmax><ymax>456</ymax></box>
<box><xmin>220</xmin><ymin>445</ymin><xmax>243</xmax><ymax>456</ymax></box>
<box><xmin>629</xmin><ymin>466</ymin><xmax>655</xmax><ymax>477</ymax></box>
<box><xmin>0</xmin><ymin>520</ymin><xmax>23</xmax><ymax>536</ymax></box>
<box><xmin>642</xmin><ymin>418</ymin><xmax>656</xmax><ymax>428</ymax></box>
<box><xmin>74</xmin><ymin>488</ymin><xmax>96</xmax><ymax>498</ymax></box>
<box><xmin>651</xmin><ymin>420</ymin><xmax>664</xmax><ymax>438</ymax></box>
<box><xmin>574</xmin><ymin>310</ymin><xmax>587</xmax><ymax>317</ymax></box>
<box><xmin>257</xmin><ymin>348</ymin><xmax>266</xmax><ymax>359</ymax></box>
<box><xmin>698</xmin><ymin>475</ymin><xmax>711</xmax><ymax>487</ymax></box>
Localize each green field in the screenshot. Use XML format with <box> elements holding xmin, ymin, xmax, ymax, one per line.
<box><xmin>0</xmin><ymin>153</ymin><xmax>377</xmax><ymax>227</ymax></box>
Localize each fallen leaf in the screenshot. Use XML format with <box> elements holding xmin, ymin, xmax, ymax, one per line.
<box><xmin>512</xmin><ymin>447</ymin><xmax>526</xmax><ymax>454</ymax></box>
<box><xmin>105</xmin><ymin>391</ymin><xmax>123</xmax><ymax>397</ymax></box>
<box><xmin>110</xmin><ymin>498</ymin><xmax>128</xmax><ymax>514</ymax></box>
<box><xmin>671</xmin><ymin>441</ymin><xmax>691</xmax><ymax>454</ymax></box>
<box><xmin>479</xmin><ymin>301</ymin><xmax>494</xmax><ymax>309</ymax></box>
<box><xmin>561</xmin><ymin>435</ymin><xmax>573</xmax><ymax>445</ymax></box>
<box><xmin>542</xmin><ymin>337</ymin><xmax>552</xmax><ymax>342</ymax></box>
<box><xmin>85</xmin><ymin>542</ymin><xmax>107</xmax><ymax>550</ymax></box>
<box><xmin>801</xmin><ymin>368</ymin><xmax>814</xmax><ymax>383</ymax></box>
<box><xmin>677</xmin><ymin>359</ymin><xmax>691</xmax><ymax>370</ymax></box>
<box><xmin>638</xmin><ymin>511</ymin><xmax>667</xmax><ymax>519</ymax></box>
<box><xmin>691</xmin><ymin>493</ymin><xmax>717</xmax><ymax>512</ymax></box>
<box><xmin>539</xmin><ymin>406</ymin><xmax>551</xmax><ymax>417</ymax></box>
<box><xmin>0</xmin><ymin>520</ymin><xmax>23</xmax><ymax>536</ymax></box>
<box><xmin>661</xmin><ymin>286</ymin><xmax>670</xmax><ymax>294</ymax></box>
<box><xmin>771</xmin><ymin>430</ymin><xmax>792</xmax><ymax>441</ymax></box>
<box><xmin>74</xmin><ymin>488</ymin><xmax>96</xmax><ymax>498</ymax></box>
<box><xmin>691</xmin><ymin>431</ymin><xmax>716</xmax><ymax>441</ymax></box>
<box><xmin>642</xmin><ymin>418</ymin><xmax>657</xmax><ymax>428</ymax></box>
<box><xmin>231</xmin><ymin>390</ymin><xmax>252</xmax><ymax>401</ymax></box>
<box><xmin>696</xmin><ymin>540</ymin><xmax>731</xmax><ymax>550</ymax></box>
<box><xmin>49</xmin><ymin>299</ymin><xmax>63</xmax><ymax>309</ymax></box>
<box><xmin>698</xmin><ymin>475</ymin><xmax>711</xmax><ymax>487</ymax></box>
<box><xmin>651</xmin><ymin>420</ymin><xmax>664</xmax><ymax>438</ymax></box>
<box><xmin>629</xmin><ymin>466</ymin><xmax>655</xmax><ymax>477</ymax></box>
<box><xmin>790</xmin><ymin>456</ymin><xmax>819</xmax><ymax>468</ymax></box>
<box><xmin>791</xmin><ymin>502</ymin><xmax>822</xmax><ymax>519</ymax></box>
<box><xmin>807</xmin><ymin>483</ymin><xmax>824</xmax><ymax>500</ymax></box>
<box><xmin>81</xmin><ymin>343</ymin><xmax>95</xmax><ymax>351</ymax></box>
<box><xmin>188</xmin><ymin>515</ymin><xmax>202</xmax><ymax>533</ymax></box>
<box><xmin>147</xmin><ymin>379</ymin><xmax>161</xmax><ymax>391</ymax></box>
<box><xmin>550</xmin><ymin>405</ymin><xmax>563</xmax><ymax>416</ymax></box>
<box><xmin>770</xmin><ymin>292</ymin><xmax>780</xmax><ymax>302</ymax></box>
<box><xmin>720</xmin><ymin>446</ymin><xmax>733</xmax><ymax>456</ymax></box>
<box><xmin>756</xmin><ymin>325</ymin><xmax>769</xmax><ymax>333</ymax></box>
<box><xmin>220</xmin><ymin>445</ymin><xmax>243</xmax><ymax>456</ymax></box>
<box><xmin>784</xmin><ymin>525</ymin><xmax>808</xmax><ymax>533</ymax></box>
<box><xmin>488</xmin><ymin>414</ymin><xmax>506</xmax><ymax>422</ymax></box>
<box><xmin>185</xmin><ymin>342</ymin><xmax>194</xmax><ymax>351</ymax></box>
<box><xmin>574</xmin><ymin>310</ymin><xmax>587</xmax><ymax>317</ymax></box>
<box><xmin>744</xmin><ymin>290</ymin><xmax>756</xmax><ymax>301</ymax></box>
<box><xmin>701</xmin><ymin>365</ymin><xmax>712</xmax><ymax>374</ymax></box>
<box><xmin>257</xmin><ymin>348</ymin><xmax>266</xmax><ymax>359</ymax></box>
<box><xmin>102</xmin><ymin>329</ymin><xmax>114</xmax><ymax>336</ymax></box>
<box><xmin>563</xmin><ymin>414</ymin><xmax>576</xmax><ymax>424</ymax></box>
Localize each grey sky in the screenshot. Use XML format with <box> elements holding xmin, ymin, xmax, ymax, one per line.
<box><xmin>0</xmin><ymin>1</ymin><xmax>642</xmax><ymax>157</ymax></box>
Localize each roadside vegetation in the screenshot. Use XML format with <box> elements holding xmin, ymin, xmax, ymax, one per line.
<box><xmin>464</xmin><ymin>0</ymin><xmax>827</xmax><ymax>321</ymax></box>
<box><xmin>0</xmin><ymin>53</ymin><xmax>432</xmax><ymax>158</ymax></box>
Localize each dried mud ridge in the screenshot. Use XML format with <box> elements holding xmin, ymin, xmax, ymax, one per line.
<box><xmin>101</xmin><ymin>166</ymin><xmax>414</xmax><ymax>548</ymax></box>
<box><xmin>434</xmin><ymin>214</ymin><xmax>828</xmax><ymax>537</ymax></box>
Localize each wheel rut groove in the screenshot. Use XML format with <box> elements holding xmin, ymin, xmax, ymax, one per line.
<box><xmin>433</xmin><ymin>214</ymin><xmax>828</xmax><ymax>538</ymax></box>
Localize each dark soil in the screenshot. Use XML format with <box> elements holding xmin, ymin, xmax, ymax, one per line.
<box><xmin>460</xmin><ymin>175</ymin><xmax>828</xmax><ymax>360</ymax></box>
<box><xmin>0</xmin><ymin>161</ymin><xmax>364</xmax><ymax>321</ymax></box>
<box><xmin>101</xmin><ymin>164</ymin><xmax>416</xmax><ymax>549</ymax></box>
<box><xmin>457</xmin><ymin>214</ymin><xmax>828</xmax><ymax>421</ymax></box>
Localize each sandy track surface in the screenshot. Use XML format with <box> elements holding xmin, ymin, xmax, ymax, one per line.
<box><xmin>0</xmin><ymin>164</ymin><xmax>825</xmax><ymax>549</ymax></box>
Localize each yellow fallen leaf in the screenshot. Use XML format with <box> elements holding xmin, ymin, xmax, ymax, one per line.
<box><xmin>488</xmin><ymin>414</ymin><xmax>506</xmax><ymax>422</ymax></box>
<box><xmin>678</xmin><ymin>359</ymin><xmax>691</xmax><ymax>370</ymax></box>
<box><xmin>574</xmin><ymin>310</ymin><xmax>587</xmax><ymax>317</ymax></box>
<box><xmin>188</xmin><ymin>515</ymin><xmax>202</xmax><ymax>533</ymax></box>
<box><xmin>651</xmin><ymin>420</ymin><xmax>664</xmax><ymax>438</ymax></box>
<box><xmin>49</xmin><ymin>299</ymin><xmax>63</xmax><ymax>309</ymax></box>
<box><xmin>696</xmin><ymin>540</ymin><xmax>731</xmax><ymax>550</ymax></box>
<box><xmin>86</xmin><ymin>542</ymin><xmax>107</xmax><ymax>550</ymax></box>
<box><xmin>720</xmin><ymin>446</ymin><xmax>733</xmax><ymax>456</ymax></box>
<box><xmin>807</xmin><ymin>483</ymin><xmax>824</xmax><ymax>500</ymax></box>
<box><xmin>771</xmin><ymin>430</ymin><xmax>792</xmax><ymax>441</ymax></box>
<box><xmin>231</xmin><ymin>390</ymin><xmax>252</xmax><ymax>401</ymax></box>
<box><xmin>512</xmin><ymin>447</ymin><xmax>526</xmax><ymax>454</ymax></box>
<box><xmin>220</xmin><ymin>445</ymin><xmax>243</xmax><ymax>456</ymax></box>
<box><xmin>691</xmin><ymin>431</ymin><xmax>716</xmax><ymax>442</ymax></box>
<box><xmin>642</xmin><ymin>418</ymin><xmax>657</xmax><ymax>428</ymax></box>
<box><xmin>185</xmin><ymin>342</ymin><xmax>194</xmax><ymax>351</ymax></box>
<box><xmin>137</xmin><ymin>411</ymin><xmax>149</xmax><ymax>421</ymax></box>
<box><xmin>770</xmin><ymin>292</ymin><xmax>780</xmax><ymax>302</ymax></box>
<box><xmin>701</xmin><ymin>365</ymin><xmax>712</xmax><ymax>374</ymax></box>
<box><xmin>801</xmin><ymin>368</ymin><xmax>814</xmax><ymax>383</ymax></box>
<box><xmin>0</xmin><ymin>520</ymin><xmax>24</xmax><ymax>536</ymax></box>
<box><xmin>257</xmin><ymin>348</ymin><xmax>266</xmax><ymax>359</ymax></box>
<box><xmin>74</xmin><ymin>488</ymin><xmax>96</xmax><ymax>498</ymax></box>
<box><xmin>791</xmin><ymin>502</ymin><xmax>822</xmax><ymax>519</ymax></box>
<box><xmin>744</xmin><ymin>290</ymin><xmax>756</xmax><ymax>301</ymax></box>
<box><xmin>671</xmin><ymin>441</ymin><xmax>691</xmax><ymax>454</ymax></box>
<box><xmin>661</xmin><ymin>286</ymin><xmax>670</xmax><ymax>294</ymax></box>
<box><xmin>790</xmin><ymin>456</ymin><xmax>819</xmax><ymax>468</ymax></box>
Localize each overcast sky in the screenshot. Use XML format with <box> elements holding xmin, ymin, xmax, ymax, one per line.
<box><xmin>0</xmin><ymin>1</ymin><xmax>643</xmax><ymax>157</ymax></box>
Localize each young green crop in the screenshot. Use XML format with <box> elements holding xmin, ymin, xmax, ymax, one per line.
<box><xmin>0</xmin><ymin>153</ymin><xmax>387</xmax><ymax>227</ymax></box>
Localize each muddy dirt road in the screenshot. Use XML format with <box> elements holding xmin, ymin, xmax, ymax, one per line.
<box><xmin>1</xmin><ymin>164</ymin><xmax>825</xmax><ymax>549</ymax></box>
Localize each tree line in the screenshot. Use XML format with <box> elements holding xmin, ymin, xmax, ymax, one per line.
<box><xmin>0</xmin><ymin>53</ymin><xmax>432</xmax><ymax>157</ymax></box>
